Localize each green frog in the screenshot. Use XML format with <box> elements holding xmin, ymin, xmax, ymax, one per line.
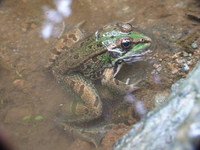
<box><xmin>48</xmin><ymin>22</ymin><xmax>152</xmax><ymax>147</ymax></box>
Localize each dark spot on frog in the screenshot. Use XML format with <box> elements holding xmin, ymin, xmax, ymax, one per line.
<box><xmin>69</xmin><ymin>48</ymin><xmax>74</xmax><ymax>53</ymax></box>
<box><xmin>79</xmin><ymin>84</ymin><xmax>85</xmax><ymax>96</ymax></box>
<box><xmin>51</xmin><ymin>48</ymin><xmax>61</xmax><ymax>55</ymax></box>
<box><xmin>80</xmin><ymin>42</ymin><xmax>85</xmax><ymax>47</ymax></box>
<box><xmin>62</xmin><ymin>35</ymin><xmax>69</xmax><ymax>43</ymax></box>
<box><xmin>61</xmin><ymin>46</ymin><xmax>69</xmax><ymax>51</ymax></box>
<box><xmin>68</xmin><ymin>34</ymin><xmax>78</xmax><ymax>41</ymax></box>
<box><xmin>73</xmin><ymin>54</ymin><xmax>79</xmax><ymax>59</ymax></box>
<box><xmin>88</xmin><ymin>45</ymin><xmax>93</xmax><ymax>49</ymax></box>
<box><xmin>110</xmin><ymin>36</ymin><xmax>114</xmax><ymax>39</ymax></box>
<box><xmin>80</xmin><ymin>64</ymin><xmax>88</xmax><ymax>71</ymax></box>
<box><xmin>92</xmin><ymin>57</ymin><xmax>98</xmax><ymax>62</ymax></box>
<box><xmin>84</xmin><ymin>108</ymin><xmax>89</xmax><ymax>114</ymax></box>
<box><xmin>70</xmin><ymin>80</ymin><xmax>75</xmax><ymax>88</ymax></box>
<box><xmin>97</xmin><ymin>42</ymin><xmax>103</xmax><ymax>47</ymax></box>
<box><xmin>94</xmin><ymin>97</ymin><xmax>99</xmax><ymax>107</ymax></box>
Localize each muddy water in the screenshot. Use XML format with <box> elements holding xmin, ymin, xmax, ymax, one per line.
<box><xmin>0</xmin><ymin>0</ymin><xmax>199</xmax><ymax>150</ymax></box>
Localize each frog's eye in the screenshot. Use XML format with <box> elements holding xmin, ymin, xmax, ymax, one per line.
<box><xmin>121</xmin><ymin>38</ymin><xmax>132</xmax><ymax>49</ymax></box>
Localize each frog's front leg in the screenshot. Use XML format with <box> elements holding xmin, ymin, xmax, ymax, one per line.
<box><xmin>101</xmin><ymin>68</ymin><xmax>138</xmax><ymax>95</ymax></box>
<box><xmin>63</xmin><ymin>74</ymin><xmax>102</xmax><ymax>123</ymax></box>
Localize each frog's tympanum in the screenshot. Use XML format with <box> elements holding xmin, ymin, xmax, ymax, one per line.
<box><xmin>48</xmin><ymin>22</ymin><xmax>152</xmax><ymax>147</ymax></box>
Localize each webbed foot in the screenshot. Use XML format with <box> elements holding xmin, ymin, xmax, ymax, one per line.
<box><xmin>59</xmin><ymin>122</ymin><xmax>112</xmax><ymax>147</ymax></box>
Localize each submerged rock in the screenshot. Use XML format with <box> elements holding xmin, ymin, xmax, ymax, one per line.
<box><xmin>114</xmin><ymin>61</ymin><xmax>200</xmax><ymax>150</ymax></box>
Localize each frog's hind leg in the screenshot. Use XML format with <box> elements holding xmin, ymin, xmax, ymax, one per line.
<box><xmin>60</xmin><ymin>74</ymin><xmax>111</xmax><ymax>147</ymax></box>
<box><xmin>63</xmin><ymin>74</ymin><xmax>103</xmax><ymax>123</ymax></box>
<box><xmin>59</xmin><ymin>122</ymin><xmax>112</xmax><ymax>147</ymax></box>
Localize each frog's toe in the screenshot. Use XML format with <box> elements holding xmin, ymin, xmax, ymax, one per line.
<box><xmin>127</xmin><ymin>79</ymin><xmax>142</xmax><ymax>92</ymax></box>
<box><xmin>127</xmin><ymin>84</ymin><xmax>139</xmax><ymax>92</ymax></box>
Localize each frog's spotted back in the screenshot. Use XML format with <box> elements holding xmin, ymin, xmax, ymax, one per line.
<box><xmin>47</xmin><ymin>27</ymin><xmax>85</xmax><ymax>69</ymax></box>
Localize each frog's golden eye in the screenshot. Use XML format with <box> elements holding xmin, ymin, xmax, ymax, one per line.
<box><xmin>121</xmin><ymin>38</ymin><xmax>132</xmax><ymax>49</ymax></box>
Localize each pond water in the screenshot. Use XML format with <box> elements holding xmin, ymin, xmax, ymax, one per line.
<box><xmin>0</xmin><ymin>0</ymin><xmax>199</xmax><ymax>150</ymax></box>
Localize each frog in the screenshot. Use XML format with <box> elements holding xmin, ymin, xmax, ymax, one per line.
<box><xmin>48</xmin><ymin>22</ymin><xmax>152</xmax><ymax>147</ymax></box>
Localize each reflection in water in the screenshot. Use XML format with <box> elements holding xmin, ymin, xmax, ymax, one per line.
<box><xmin>124</xmin><ymin>94</ymin><xmax>146</xmax><ymax>118</ymax></box>
<box><xmin>41</xmin><ymin>0</ymin><xmax>72</xmax><ymax>39</ymax></box>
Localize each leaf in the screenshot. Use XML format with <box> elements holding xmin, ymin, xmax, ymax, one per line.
<box><xmin>0</xmin><ymin>100</ymin><xmax>4</xmax><ymax>105</ymax></box>
<box><xmin>34</xmin><ymin>115</ymin><xmax>44</xmax><ymax>121</ymax></box>
<box><xmin>23</xmin><ymin>116</ymin><xmax>31</xmax><ymax>120</ymax></box>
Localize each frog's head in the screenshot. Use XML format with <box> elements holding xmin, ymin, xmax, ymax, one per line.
<box><xmin>97</xmin><ymin>22</ymin><xmax>152</xmax><ymax>64</ymax></box>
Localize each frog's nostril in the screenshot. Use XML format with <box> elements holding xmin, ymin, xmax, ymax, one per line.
<box><xmin>140</xmin><ymin>38</ymin><xmax>145</xmax><ymax>42</ymax></box>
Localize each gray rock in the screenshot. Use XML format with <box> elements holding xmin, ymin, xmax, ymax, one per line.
<box><xmin>114</xmin><ymin>61</ymin><xmax>200</xmax><ymax>150</ymax></box>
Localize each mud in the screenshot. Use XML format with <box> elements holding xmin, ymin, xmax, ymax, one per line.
<box><xmin>0</xmin><ymin>0</ymin><xmax>199</xmax><ymax>150</ymax></box>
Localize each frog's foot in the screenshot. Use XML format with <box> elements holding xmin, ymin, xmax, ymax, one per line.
<box><xmin>125</xmin><ymin>18</ymin><xmax>135</xmax><ymax>24</ymax></box>
<box><xmin>102</xmin><ymin>68</ymin><xmax>139</xmax><ymax>95</ymax></box>
<box><xmin>75</xmin><ymin>20</ymin><xmax>86</xmax><ymax>28</ymax></box>
<box><xmin>59</xmin><ymin>122</ymin><xmax>112</xmax><ymax>147</ymax></box>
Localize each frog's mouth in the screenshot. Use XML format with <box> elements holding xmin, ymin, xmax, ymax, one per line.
<box><xmin>113</xmin><ymin>47</ymin><xmax>152</xmax><ymax>66</ymax></box>
<box><xmin>120</xmin><ymin>49</ymin><xmax>152</xmax><ymax>64</ymax></box>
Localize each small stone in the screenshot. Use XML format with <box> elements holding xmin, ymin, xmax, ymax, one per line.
<box><xmin>153</xmin><ymin>64</ymin><xmax>159</xmax><ymax>69</ymax></box>
<box><xmin>191</xmin><ymin>42</ymin><xmax>198</xmax><ymax>49</ymax></box>
<box><xmin>13</xmin><ymin>79</ymin><xmax>25</xmax><ymax>89</ymax></box>
<box><xmin>153</xmin><ymin>64</ymin><xmax>162</xmax><ymax>72</ymax></box>
<box><xmin>154</xmin><ymin>91</ymin><xmax>169</xmax><ymax>107</ymax></box>
<box><xmin>168</xmin><ymin>63</ymin><xmax>179</xmax><ymax>74</ymax></box>
<box><xmin>157</xmin><ymin>66</ymin><xmax>162</xmax><ymax>72</ymax></box>
<box><xmin>181</xmin><ymin>63</ymin><xmax>190</xmax><ymax>72</ymax></box>
<box><xmin>30</xmin><ymin>23</ymin><xmax>37</xmax><ymax>29</ymax></box>
<box><xmin>22</xmin><ymin>28</ymin><xmax>27</xmax><ymax>32</ymax></box>
<box><xmin>182</xmin><ymin>51</ymin><xmax>189</xmax><ymax>57</ymax></box>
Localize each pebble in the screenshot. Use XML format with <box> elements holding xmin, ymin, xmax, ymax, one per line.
<box><xmin>13</xmin><ymin>79</ymin><xmax>25</xmax><ymax>89</ymax></box>
<box><xmin>168</xmin><ymin>63</ymin><xmax>179</xmax><ymax>74</ymax></box>
<box><xmin>182</xmin><ymin>51</ymin><xmax>189</xmax><ymax>57</ymax></box>
<box><xmin>153</xmin><ymin>64</ymin><xmax>162</xmax><ymax>72</ymax></box>
<box><xmin>154</xmin><ymin>91</ymin><xmax>169</xmax><ymax>107</ymax></box>
<box><xmin>191</xmin><ymin>42</ymin><xmax>198</xmax><ymax>49</ymax></box>
<box><xmin>181</xmin><ymin>63</ymin><xmax>190</xmax><ymax>72</ymax></box>
<box><xmin>30</xmin><ymin>23</ymin><xmax>37</xmax><ymax>29</ymax></box>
